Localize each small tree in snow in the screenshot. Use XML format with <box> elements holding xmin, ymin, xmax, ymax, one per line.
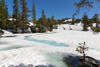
<box><xmin>76</xmin><ymin>42</ymin><xmax>88</xmax><ymax>61</ymax></box>
<box><xmin>82</xmin><ymin>13</ymin><xmax>89</xmax><ymax>31</ymax></box>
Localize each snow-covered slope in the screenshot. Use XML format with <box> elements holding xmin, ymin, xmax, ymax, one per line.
<box><xmin>58</xmin><ymin>23</ymin><xmax>83</xmax><ymax>31</ymax></box>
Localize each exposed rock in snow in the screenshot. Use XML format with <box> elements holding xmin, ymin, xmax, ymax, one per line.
<box><xmin>1</xmin><ymin>30</ymin><xmax>15</xmax><ymax>37</ymax></box>
<box><xmin>64</xmin><ymin>19</ymin><xmax>72</xmax><ymax>22</ymax></box>
<box><xmin>8</xmin><ymin>18</ymin><xmax>16</xmax><ymax>21</ymax></box>
<box><xmin>93</xmin><ymin>23</ymin><xmax>96</xmax><ymax>27</ymax></box>
<box><xmin>29</xmin><ymin>21</ymin><xmax>34</xmax><ymax>26</ymax></box>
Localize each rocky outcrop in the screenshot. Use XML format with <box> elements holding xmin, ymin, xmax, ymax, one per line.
<box><xmin>63</xmin><ymin>55</ymin><xmax>100</xmax><ymax>67</ymax></box>
<box><xmin>0</xmin><ymin>30</ymin><xmax>4</xmax><ymax>37</ymax></box>
<box><xmin>79</xmin><ymin>56</ymin><xmax>100</xmax><ymax>67</ymax></box>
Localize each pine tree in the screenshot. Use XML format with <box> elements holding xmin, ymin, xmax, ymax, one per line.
<box><xmin>82</xmin><ymin>13</ymin><xmax>89</xmax><ymax>31</ymax></box>
<box><xmin>71</xmin><ymin>14</ymin><xmax>75</xmax><ymax>25</ymax></box>
<box><xmin>42</xmin><ymin>10</ymin><xmax>46</xmax><ymax>23</ymax></box>
<box><xmin>49</xmin><ymin>16</ymin><xmax>55</xmax><ymax>31</ymax></box>
<box><xmin>2</xmin><ymin>0</ymin><xmax>5</xmax><ymax>6</ymax></box>
<box><xmin>13</xmin><ymin>0</ymin><xmax>21</xmax><ymax>33</ymax></box>
<box><xmin>20</xmin><ymin>0</ymin><xmax>30</xmax><ymax>33</ymax></box>
<box><xmin>92</xmin><ymin>14</ymin><xmax>100</xmax><ymax>32</ymax></box>
<box><xmin>47</xmin><ymin>18</ymin><xmax>53</xmax><ymax>32</ymax></box>
<box><xmin>2</xmin><ymin>0</ymin><xmax>7</xmax><ymax>29</ymax></box>
<box><xmin>41</xmin><ymin>10</ymin><xmax>47</xmax><ymax>26</ymax></box>
<box><xmin>92</xmin><ymin>14</ymin><xmax>99</xmax><ymax>27</ymax></box>
<box><xmin>0</xmin><ymin>1</ymin><xmax>2</xmax><ymax>28</ymax></box>
<box><xmin>75</xmin><ymin>0</ymin><xmax>99</xmax><ymax>9</ymax></box>
<box><xmin>5</xmin><ymin>5</ymin><xmax>8</xmax><ymax>20</ymax></box>
<box><xmin>32</xmin><ymin>0</ymin><xmax>36</xmax><ymax>25</ymax></box>
<box><xmin>36</xmin><ymin>18</ymin><xmax>42</xmax><ymax>32</ymax></box>
<box><xmin>0</xmin><ymin>0</ymin><xmax>8</xmax><ymax>30</ymax></box>
<box><xmin>36</xmin><ymin>10</ymin><xmax>47</xmax><ymax>33</ymax></box>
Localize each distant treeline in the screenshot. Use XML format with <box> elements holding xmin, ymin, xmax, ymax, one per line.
<box><xmin>0</xmin><ymin>0</ymin><xmax>58</xmax><ymax>33</ymax></box>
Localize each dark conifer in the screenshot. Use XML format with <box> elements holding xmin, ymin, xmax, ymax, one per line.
<box><xmin>32</xmin><ymin>0</ymin><xmax>36</xmax><ymax>25</ymax></box>
<box><xmin>20</xmin><ymin>0</ymin><xmax>30</xmax><ymax>33</ymax></box>
<box><xmin>13</xmin><ymin>0</ymin><xmax>21</xmax><ymax>33</ymax></box>
<box><xmin>71</xmin><ymin>15</ymin><xmax>75</xmax><ymax>25</ymax></box>
<box><xmin>82</xmin><ymin>13</ymin><xmax>89</xmax><ymax>31</ymax></box>
<box><xmin>0</xmin><ymin>0</ymin><xmax>8</xmax><ymax>29</ymax></box>
<box><xmin>92</xmin><ymin>14</ymin><xmax>100</xmax><ymax>32</ymax></box>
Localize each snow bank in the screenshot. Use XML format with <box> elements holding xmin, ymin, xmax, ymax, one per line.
<box><xmin>2</xmin><ymin>30</ymin><xmax>14</xmax><ymax>37</ymax></box>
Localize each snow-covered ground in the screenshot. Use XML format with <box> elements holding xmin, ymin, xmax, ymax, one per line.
<box><xmin>0</xmin><ymin>24</ymin><xmax>100</xmax><ymax>67</ymax></box>
<box><xmin>58</xmin><ymin>23</ymin><xmax>83</xmax><ymax>31</ymax></box>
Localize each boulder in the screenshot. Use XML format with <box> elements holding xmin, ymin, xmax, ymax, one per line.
<box><xmin>79</xmin><ymin>56</ymin><xmax>100</xmax><ymax>67</ymax></box>
<box><xmin>63</xmin><ymin>55</ymin><xmax>100</xmax><ymax>67</ymax></box>
<box><xmin>48</xmin><ymin>64</ymin><xmax>55</xmax><ymax>67</ymax></box>
<box><xmin>18</xmin><ymin>63</ymin><xmax>25</xmax><ymax>67</ymax></box>
<box><xmin>30</xmin><ymin>26</ymin><xmax>37</xmax><ymax>33</ymax></box>
<box><xmin>35</xmin><ymin>65</ymin><xmax>47</xmax><ymax>67</ymax></box>
<box><xmin>26</xmin><ymin>64</ymin><xmax>34</xmax><ymax>67</ymax></box>
<box><xmin>0</xmin><ymin>30</ymin><xmax>4</xmax><ymax>36</ymax></box>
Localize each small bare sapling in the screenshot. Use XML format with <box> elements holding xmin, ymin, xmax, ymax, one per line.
<box><xmin>76</xmin><ymin>42</ymin><xmax>88</xmax><ymax>61</ymax></box>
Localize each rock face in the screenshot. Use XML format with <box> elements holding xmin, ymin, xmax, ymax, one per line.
<box><xmin>30</xmin><ymin>26</ymin><xmax>37</xmax><ymax>33</ymax></box>
<box><xmin>35</xmin><ymin>65</ymin><xmax>47</xmax><ymax>67</ymax></box>
<box><xmin>63</xmin><ymin>55</ymin><xmax>100</xmax><ymax>67</ymax></box>
<box><xmin>0</xmin><ymin>30</ymin><xmax>4</xmax><ymax>37</ymax></box>
<box><xmin>79</xmin><ymin>56</ymin><xmax>100</xmax><ymax>67</ymax></box>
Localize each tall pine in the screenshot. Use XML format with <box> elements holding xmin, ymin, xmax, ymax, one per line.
<box><xmin>0</xmin><ymin>1</ymin><xmax>2</xmax><ymax>28</ymax></box>
<box><xmin>32</xmin><ymin>0</ymin><xmax>36</xmax><ymax>25</ymax></box>
<box><xmin>71</xmin><ymin>14</ymin><xmax>75</xmax><ymax>25</ymax></box>
<box><xmin>20</xmin><ymin>0</ymin><xmax>30</xmax><ymax>33</ymax></box>
<box><xmin>92</xmin><ymin>14</ymin><xmax>100</xmax><ymax>32</ymax></box>
<box><xmin>0</xmin><ymin>0</ymin><xmax>8</xmax><ymax>30</ymax></box>
<box><xmin>41</xmin><ymin>10</ymin><xmax>47</xmax><ymax>26</ymax></box>
<box><xmin>82</xmin><ymin>13</ymin><xmax>89</xmax><ymax>31</ymax></box>
<box><xmin>13</xmin><ymin>0</ymin><xmax>21</xmax><ymax>33</ymax></box>
<box><xmin>92</xmin><ymin>14</ymin><xmax>99</xmax><ymax>28</ymax></box>
<box><xmin>37</xmin><ymin>10</ymin><xmax>47</xmax><ymax>32</ymax></box>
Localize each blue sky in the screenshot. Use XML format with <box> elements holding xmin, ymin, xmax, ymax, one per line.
<box><xmin>6</xmin><ymin>0</ymin><xmax>100</xmax><ymax>19</ymax></box>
